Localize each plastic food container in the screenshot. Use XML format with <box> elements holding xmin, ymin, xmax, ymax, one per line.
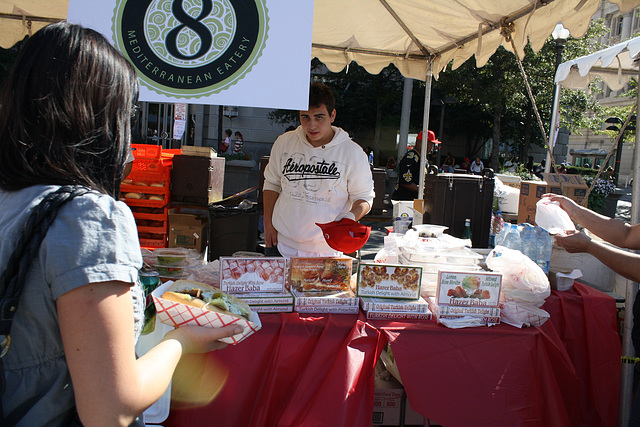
<box><xmin>154</xmin><ymin>248</ymin><xmax>190</xmax><ymax>266</ymax></box>
<box><xmin>412</xmin><ymin>224</ymin><xmax>448</xmax><ymax>238</ymax></box>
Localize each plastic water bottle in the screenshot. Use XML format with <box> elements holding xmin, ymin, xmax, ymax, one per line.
<box><xmin>502</xmin><ymin>224</ymin><xmax>521</xmax><ymax>250</ymax></box>
<box><xmin>520</xmin><ymin>224</ymin><xmax>536</xmax><ymax>260</ymax></box>
<box><xmin>489</xmin><ymin>211</ymin><xmax>504</xmax><ymax>247</ymax></box>
<box><xmin>495</xmin><ymin>222</ymin><xmax>510</xmax><ymax>247</ymax></box>
<box><xmin>535</xmin><ymin>227</ymin><xmax>552</xmax><ymax>273</ymax></box>
<box><xmin>489</xmin><ymin>211</ymin><xmax>496</xmax><ymax>247</ymax></box>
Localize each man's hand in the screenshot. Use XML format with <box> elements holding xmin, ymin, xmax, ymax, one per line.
<box><xmin>554</xmin><ymin>229</ymin><xmax>591</xmax><ymax>253</ymax></box>
<box><xmin>335</xmin><ymin>211</ymin><xmax>356</xmax><ymax>221</ymax></box>
<box><xmin>264</xmin><ymin>221</ymin><xmax>278</xmax><ymax>247</ymax></box>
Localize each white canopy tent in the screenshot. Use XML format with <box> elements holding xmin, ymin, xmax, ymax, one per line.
<box><xmin>552</xmin><ymin>36</ymin><xmax>640</xmax><ymax>424</ymax></box>
<box><xmin>2</xmin><ymin>1</ymin><xmax>640</xmax><ymax>420</ymax></box>
<box><xmin>312</xmin><ymin>0</ymin><xmax>639</xmax><ymax>196</ymax></box>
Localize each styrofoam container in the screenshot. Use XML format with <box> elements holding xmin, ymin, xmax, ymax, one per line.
<box><xmin>135</xmin><ymin>320</ymin><xmax>173</xmax><ymax>425</ymax></box>
<box><xmin>412</xmin><ymin>224</ymin><xmax>448</xmax><ymax>238</ymax></box>
<box><xmin>399</xmin><ymin>246</ymin><xmax>482</xmax><ymax>266</ymax></box>
<box><xmin>152</xmin><ymin>280</ymin><xmax>262</xmax><ymax>345</ymax></box>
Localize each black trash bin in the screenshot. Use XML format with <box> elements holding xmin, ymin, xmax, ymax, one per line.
<box><xmin>208</xmin><ymin>204</ymin><xmax>259</xmax><ymax>262</ymax></box>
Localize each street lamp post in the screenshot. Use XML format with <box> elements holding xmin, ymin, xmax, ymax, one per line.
<box><xmin>606</xmin><ymin>116</ymin><xmax>636</xmax><ymax>186</ymax></box>
<box><xmin>546</xmin><ymin>23</ymin><xmax>570</xmax><ymax>173</ymax></box>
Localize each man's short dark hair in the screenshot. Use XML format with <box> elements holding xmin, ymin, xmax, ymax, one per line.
<box><xmin>309</xmin><ymin>82</ymin><xmax>335</xmax><ymax>113</ymax></box>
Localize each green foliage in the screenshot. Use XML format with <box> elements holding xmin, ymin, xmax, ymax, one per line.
<box><xmin>583</xmin><ymin>176</ymin><xmax>617</xmax><ymax>214</ymax></box>
<box><xmin>222</xmin><ymin>152</ymin><xmax>252</xmax><ymax>161</ymax></box>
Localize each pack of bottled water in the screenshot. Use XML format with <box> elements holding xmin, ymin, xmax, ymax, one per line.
<box><xmin>494</xmin><ymin>223</ymin><xmax>552</xmax><ymax>273</ymax></box>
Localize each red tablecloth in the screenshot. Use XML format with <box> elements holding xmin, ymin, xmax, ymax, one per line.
<box><xmin>164</xmin><ymin>282</ymin><xmax>620</xmax><ymax>427</ymax></box>
<box><xmin>165</xmin><ymin>312</ymin><xmax>385</xmax><ymax>427</ymax></box>
<box><xmin>376</xmin><ymin>282</ymin><xmax>621</xmax><ymax>427</ymax></box>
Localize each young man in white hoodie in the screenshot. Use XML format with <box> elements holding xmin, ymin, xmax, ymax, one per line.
<box><xmin>262</xmin><ymin>82</ymin><xmax>375</xmax><ymax>257</ymax></box>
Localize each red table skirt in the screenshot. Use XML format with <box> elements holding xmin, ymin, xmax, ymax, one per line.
<box><xmin>377</xmin><ymin>282</ymin><xmax>621</xmax><ymax>427</ymax></box>
<box><xmin>164</xmin><ymin>282</ymin><xmax>621</xmax><ymax>427</ymax></box>
<box><xmin>165</xmin><ymin>312</ymin><xmax>385</xmax><ymax>427</ymax></box>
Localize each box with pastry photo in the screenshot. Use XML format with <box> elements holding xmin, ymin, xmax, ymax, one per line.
<box><xmin>435</xmin><ymin>270</ymin><xmax>502</xmax><ymax>308</ymax></box>
<box><xmin>356</xmin><ymin>263</ymin><xmax>422</xmax><ymax>300</ymax></box>
<box><xmin>219</xmin><ymin>257</ymin><xmax>287</xmax><ymax>293</ymax></box>
<box><xmin>289</xmin><ymin>257</ymin><xmax>353</xmax><ymax>292</ymax></box>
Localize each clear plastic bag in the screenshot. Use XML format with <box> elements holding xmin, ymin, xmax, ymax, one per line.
<box><xmin>486</xmin><ymin>246</ymin><xmax>550</xmax><ymax>306</ymax></box>
<box><xmin>534</xmin><ymin>199</ymin><xmax>575</xmax><ymax>234</ymax></box>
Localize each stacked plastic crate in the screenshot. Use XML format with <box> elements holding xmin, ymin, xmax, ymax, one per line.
<box><xmin>121</xmin><ymin>144</ymin><xmax>180</xmax><ymax>249</ymax></box>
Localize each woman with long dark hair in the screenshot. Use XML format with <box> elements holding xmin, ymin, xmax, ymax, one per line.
<box><xmin>0</xmin><ymin>22</ymin><xmax>238</xmax><ymax>426</ymax></box>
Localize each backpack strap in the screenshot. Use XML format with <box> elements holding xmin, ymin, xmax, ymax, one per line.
<box><xmin>0</xmin><ymin>186</ymin><xmax>91</xmax><ymax>408</ymax></box>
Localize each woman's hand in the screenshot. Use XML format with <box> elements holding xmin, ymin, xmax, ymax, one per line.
<box><xmin>163</xmin><ymin>324</ymin><xmax>243</xmax><ymax>355</ymax></box>
<box><xmin>542</xmin><ymin>193</ymin><xmax>579</xmax><ymax>218</ymax></box>
<box><xmin>554</xmin><ymin>229</ymin><xmax>591</xmax><ymax>253</ymax></box>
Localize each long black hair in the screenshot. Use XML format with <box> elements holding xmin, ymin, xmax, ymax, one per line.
<box><xmin>0</xmin><ymin>21</ymin><xmax>139</xmax><ymax>198</ymax></box>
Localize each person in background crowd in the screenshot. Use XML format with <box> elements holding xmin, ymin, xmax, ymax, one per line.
<box><xmin>233</xmin><ymin>131</ymin><xmax>244</xmax><ymax>154</ymax></box>
<box><xmin>442</xmin><ymin>152</ymin><xmax>455</xmax><ymax>173</ymax></box>
<box><xmin>542</xmin><ymin>193</ymin><xmax>640</xmax><ymax>424</ymax></box>
<box><xmin>460</xmin><ymin>157</ymin><xmax>471</xmax><ymax>171</ymax></box>
<box><xmin>525</xmin><ymin>156</ymin><xmax>534</xmax><ymax>173</ymax></box>
<box><xmin>605</xmin><ymin>165</ymin><xmax>615</xmax><ymax>181</ymax></box>
<box><xmin>469</xmin><ymin>156</ymin><xmax>484</xmax><ymax>174</ymax></box>
<box><xmin>0</xmin><ymin>22</ymin><xmax>240</xmax><ymax>427</ymax></box>
<box><xmin>534</xmin><ymin>159</ymin><xmax>546</xmax><ymax>179</ymax></box>
<box><xmin>364</xmin><ymin>146</ymin><xmax>374</xmax><ymax>167</ymax></box>
<box><xmin>391</xmin><ymin>130</ymin><xmax>441</xmax><ymax>201</ymax></box>
<box><xmin>219</xmin><ymin>129</ymin><xmax>232</xmax><ymax>154</ymax></box>
<box><xmin>556</xmin><ymin>164</ymin><xmax>567</xmax><ymax>174</ymax></box>
<box><xmin>262</xmin><ymin>82</ymin><xmax>375</xmax><ymax>258</ymax></box>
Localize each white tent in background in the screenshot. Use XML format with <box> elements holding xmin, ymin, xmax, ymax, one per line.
<box><xmin>311</xmin><ymin>0</ymin><xmax>639</xmax><ymax>196</ymax></box>
<box><xmin>552</xmin><ymin>36</ymin><xmax>640</xmax><ymax>424</ymax></box>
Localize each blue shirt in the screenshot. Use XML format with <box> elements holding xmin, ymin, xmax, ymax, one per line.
<box><xmin>0</xmin><ymin>185</ymin><xmax>143</xmax><ymax>426</ymax></box>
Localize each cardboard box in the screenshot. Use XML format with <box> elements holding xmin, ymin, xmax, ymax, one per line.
<box><xmin>289</xmin><ymin>257</ymin><xmax>352</xmax><ymax>292</ymax></box>
<box><xmin>495</xmin><ymin>173</ymin><xmax>521</xmax><ymax>189</ymax></box>
<box><xmin>219</xmin><ymin>257</ymin><xmax>286</xmax><ymax>293</ymax></box>
<box><xmin>436</xmin><ymin>271</ymin><xmax>502</xmax><ymax>308</ymax></box>
<box><xmin>404</xmin><ymin>398</ymin><xmax>426</xmax><ymax>426</ymax></box>
<box><xmin>541</xmin><ymin>173</ymin><xmax>588</xmax><ymax>204</ymax></box>
<box><xmin>373</xmin><ymin>375</ymin><xmax>403</xmax><ymax>426</ymax></box>
<box><xmin>168</xmin><ymin>211</ymin><xmax>207</xmax><ymax>252</ymax></box>
<box><xmin>357</xmin><ymin>263</ymin><xmax>422</xmax><ymax>300</ymax></box>
<box><xmin>517</xmin><ymin>180</ymin><xmax>562</xmax><ymax>224</ymax></box>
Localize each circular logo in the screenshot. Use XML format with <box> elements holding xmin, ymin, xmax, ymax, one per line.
<box><xmin>112</xmin><ymin>0</ymin><xmax>268</xmax><ymax>98</ymax></box>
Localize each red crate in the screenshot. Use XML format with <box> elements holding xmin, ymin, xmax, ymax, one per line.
<box><xmin>132</xmin><ymin>144</ymin><xmax>162</xmax><ymax>159</ymax></box>
<box><xmin>139</xmin><ymin>233</ymin><xmax>167</xmax><ymax>249</ymax></box>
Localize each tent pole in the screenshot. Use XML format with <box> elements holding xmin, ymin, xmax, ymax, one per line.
<box><xmin>398</xmin><ymin>77</ymin><xmax>413</xmax><ymax>162</ymax></box>
<box><xmin>545</xmin><ymin>84</ymin><xmax>561</xmax><ymax>173</ymax></box>
<box><xmin>619</xmin><ymin>70</ymin><xmax>640</xmax><ymax>426</ymax></box>
<box><xmin>418</xmin><ymin>64</ymin><xmax>433</xmax><ymax>199</ymax></box>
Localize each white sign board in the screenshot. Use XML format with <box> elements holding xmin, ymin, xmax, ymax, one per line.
<box><xmin>67</xmin><ymin>0</ymin><xmax>313</xmax><ymax>109</ymax></box>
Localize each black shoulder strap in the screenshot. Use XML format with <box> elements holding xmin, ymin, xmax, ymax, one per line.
<box><xmin>0</xmin><ymin>185</ymin><xmax>91</xmax><ymax>406</ymax></box>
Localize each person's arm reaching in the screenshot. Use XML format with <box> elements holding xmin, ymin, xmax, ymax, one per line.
<box><xmin>262</xmin><ymin>189</ymin><xmax>279</xmax><ymax>247</ymax></box>
<box><xmin>58</xmin><ymin>281</ymin><xmax>240</xmax><ymax>427</ymax></box>
<box><xmin>544</xmin><ymin>194</ymin><xmax>640</xmax><ymax>249</ymax></box>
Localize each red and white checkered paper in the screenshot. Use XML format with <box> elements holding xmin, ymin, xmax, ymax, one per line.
<box><xmin>152</xmin><ymin>280</ymin><xmax>262</xmax><ymax>345</ymax></box>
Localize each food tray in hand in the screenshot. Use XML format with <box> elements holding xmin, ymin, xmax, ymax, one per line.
<box><xmin>152</xmin><ymin>280</ymin><xmax>261</xmax><ymax>345</ymax></box>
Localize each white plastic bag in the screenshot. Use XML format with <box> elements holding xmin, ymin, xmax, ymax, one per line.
<box><xmin>534</xmin><ymin>199</ymin><xmax>575</xmax><ymax>234</ymax></box>
<box><xmin>500</xmin><ymin>301</ymin><xmax>550</xmax><ymax>328</ymax></box>
<box><xmin>486</xmin><ymin>246</ymin><xmax>550</xmax><ymax>306</ymax></box>
<box><xmin>486</xmin><ymin>246</ymin><xmax>551</xmax><ymax>327</ymax></box>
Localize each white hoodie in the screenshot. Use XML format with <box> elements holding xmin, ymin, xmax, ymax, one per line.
<box><xmin>263</xmin><ymin>126</ymin><xmax>375</xmax><ymax>253</ymax></box>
